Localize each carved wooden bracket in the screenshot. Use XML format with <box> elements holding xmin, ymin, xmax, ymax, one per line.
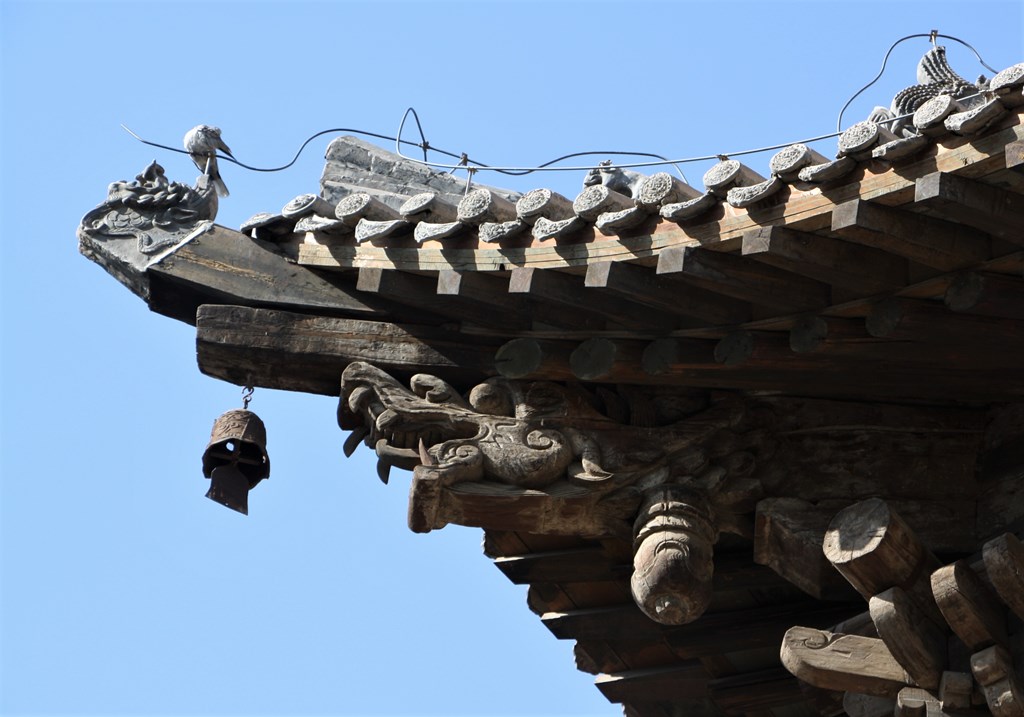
<box><xmin>781</xmin><ymin>499</ymin><xmax>1024</xmax><ymax>717</ymax></box>
<box><xmin>338</xmin><ymin>361</ymin><xmax>768</xmax><ymax>624</ymax></box>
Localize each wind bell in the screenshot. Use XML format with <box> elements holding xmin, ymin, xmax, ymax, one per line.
<box><xmin>202</xmin><ymin>386</ymin><xmax>270</xmax><ymax>515</ymax></box>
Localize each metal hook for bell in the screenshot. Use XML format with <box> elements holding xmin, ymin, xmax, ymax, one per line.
<box><xmin>202</xmin><ymin>386</ymin><xmax>269</xmax><ymax>515</ymax></box>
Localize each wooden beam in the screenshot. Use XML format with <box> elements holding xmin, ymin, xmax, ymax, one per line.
<box><xmin>781</xmin><ymin>627</ymin><xmax>912</xmax><ymax>698</ymax></box>
<box><xmin>868</xmin><ymin>587</ymin><xmax>947</xmax><ymax>691</ymax></box>
<box><xmin>914</xmin><ymin>171</ymin><xmax>1024</xmax><ymax>246</ymax></box>
<box><xmin>657</xmin><ymin>246</ymin><xmax>831</xmax><ymax>314</ymax></box>
<box><xmin>357</xmin><ymin>267</ymin><xmax>531</xmax><ymax>329</ymax></box>
<box><xmin>570</xmin><ymin>338</ymin><xmax>646</xmax><ymax>381</ymax></box>
<box><xmin>866</xmin><ymin>298</ymin><xmax>1024</xmax><ymax>345</ymax></box>
<box><xmin>436</xmin><ymin>269</ymin><xmax>599</xmax><ymax>330</ymax></box>
<box><xmin>789</xmin><ymin>316</ymin><xmax>877</xmax><ymax>354</ymax></box>
<box><xmin>931</xmin><ymin>560</ymin><xmax>1008</xmax><ymax>652</ymax></box>
<box><xmin>585</xmin><ymin>260</ymin><xmax>751</xmax><ymax>325</ymax></box>
<box><xmin>823</xmin><ymin>498</ymin><xmax>944</xmax><ymax>625</ymax></box>
<box><xmin>982</xmin><ymin>533</ymin><xmax>1024</xmax><ymax>620</ymax></box>
<box><xmin>196</xmin><ymin>305</ymin><xmax>499</xmax><ymax>396</ymax></box>
<box><xmin>971</xmin><ymin>645</ymin><xmax>1024</xmax><ymax>717</ymax></box>
<box><xmin>832</xmin><ymin>199</ymin><xmax>990</xmax><ymax>271</ymax></box>
<box><xmin>741</xmin><ymin>225</ymin><xmax>907</xmax><ymax>295</ymax></box>
<box><xmin>754</xmin><ymin>497</ymin><xmax>859</xmax><ymax>600</ymax></box>
<box><xmin>146</xmin><ymin>226</ymin><xmax>386</xmax><ymax>325</ymax></box>
<box><xmin>708</xmin><ymin>668</ymin><xmax>807</xmax><ymax>714</ymax></box>
<box><xmin>498</xmin><ymin>547</ymin><xmax>790</xmax><ymax>591</ymax></box>
<box><xmin>509</xmin><ymin>267</ymin><xmax>677</xmax><ymax>330</ymax></box>
<box><xmin>944</xmin><ymin>272</ymin><xmax>1024</xmax><ymax>320</ymax></box>
<box><xmin>493</xmin><ymin>547</ymin><xmax>633</xmax><ymax>584</ymax></box>
<box><xmin>493</xmin><ymin>338</ymin><xmax>575</xmax><ymax>380</ymax></box>
<box><xmin>542</xmin><ymin>602</ymin><xmax>859</xmax><ymax>656</ymax></box>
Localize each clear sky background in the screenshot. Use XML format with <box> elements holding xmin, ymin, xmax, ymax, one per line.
<box><xmin>1</xmin><ymin>1</ymin><xmax>1021</xmax><ymax>716</ymax></box>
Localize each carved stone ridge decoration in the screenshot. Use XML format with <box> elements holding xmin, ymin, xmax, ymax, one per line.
<box><xmin>868</xmin><ymin>45</ymin><xmax>990</xmax><ymax>137</ymax></box>
<box><xmin>338</xmin><ymin>361</ymin><xmax>770</xmax><ymax>624</ymax></box>
<box><xmin>79</xmin><ymin>161</ymin><xmax>218</xmax><ymax>254</ymax></box>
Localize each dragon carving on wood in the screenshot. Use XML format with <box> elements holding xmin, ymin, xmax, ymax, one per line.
<box><xmin>339</xmin><ymin>361</ymin><xmax>772</xmax><ymax>624</ymax></box>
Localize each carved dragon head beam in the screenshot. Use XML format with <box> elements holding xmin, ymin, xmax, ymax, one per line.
<box><xmin>338</xmin><ymin>361</ymin><xmax>769</xmax><ymax>625</ymax></box>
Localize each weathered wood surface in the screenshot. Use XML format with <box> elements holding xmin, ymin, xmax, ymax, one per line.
<box><xmin>914</xmin><ymin>171</ymin><xmax>1024</xmax><ymax>245</ymax></box>
<box><xmin>971</xmin><ymin>645</ymin><xmax>1024</xmax><ymax>717</ymax></box>
<box><xmin>656</xmin><ymin>246</ymin><xmax>831</xmax><ymax>314</ymax></box>
<box><xmin>144</xmin><ymin>225</ymin><xmax>385</xmax><ymax>325</ymax></box>
<box><xmin>844</xmin><ymin>692</ymin><xmax>898</xmax><ymax>717</ymax></box>
<box><xmin>585</xmin><ymin>260</ymin><xmax>751</xmax><ymax>325</ymax></box>
<box><xmin>357</xmin><ymin>267</ymin><xmax>533</xmax><ymax>329</ymax></box>
<box><xmin>509</xmin><ymin>267</ymin><xmax>677</xmax><ymax>330</ymax></box>
<box><xmin>753</xmin><ymin>497</ymin><xmax>858</xmax><ymax>600</ymax></box>
<box><xmin>595</xmin><ymin>663</ymin><xmax>710</xmax><ymax>703</ymax></box>
<box><xmin>983</xmin><ymin>533</ymin><xmax>1024</xmax><ymax>620</ymax></box>
<box><xmin>542</xmin><ymin>601</ymin><xmax>859</xmax><ymax>658</ymax></box>
<box><xmin>493</xmin><ymin>338</ymin><xmax>576</xmax><ymax>380</ymax></box>
<box><xmin>868</xmin><ymin>587</ymin><xmax>946</xmax><ymax>690</ymax></box>
<box><xmin>930</xmin><ymin>560</ymin><xmax>1008</xmax><ymax>652</ymax></box>
<box><xmin>741</xmin><ymin>225</ymin><xmax>907</xmax><ymax>295</ymax></box>
<box><xmin>938</xmin><ymin>671</ymin><xmax>974</xmax><ymax>712</ymax></box>
<box><xmin>944</xmin><ymin>272</ymin><xmax>1024</xmax><ymax>320</ymax></box>
<box><xmin>822</xmin><ymin>499</ymin><xmax>943</xmax><ymax>624</ymax></box>
<box><xmin>831</xmin><ymin>199</ymin><xmax>990</xmax><ymax>272</ymax></box>
<box><xmin>196</xmin><ymin>305</ymin><xmax>501</xmax><ymax>395</ymax></box>
<box><xmin>780</xmin><ymin>627</ymin><xmax>913</xmax><ymax>697</ymax></box>
<box><xmin>707</xmin><ymin>668</ymin><xmax>806</xmax><ymax>714</ymax></box>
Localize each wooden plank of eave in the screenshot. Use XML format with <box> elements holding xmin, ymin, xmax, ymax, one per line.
<box><xmin>595</xmin><ymin>663</ymin><xmax>711</xmax><ymax>703</ymax></box>
<box><xmin>497</xmin><ymin>548</ymin><xmax>792</xmax><ymax>592</ymax></box>
<box><xmin>707</xmin><ymin>667</ymin><xmax>806</xmax><ymax>714</ymax></box>
<box><xmin>913</xmin><ymin>171</ymin><xmax>1024</xmax><ymax>246</ymax></box>
<box><xmin>831</xmin><ymin>199</ymin><xmax>991</xmax><ymax>272</ymax></box>
<box><xmin>585</xmin><ymin>261</ymin><xmax>752</xmax><ymax>326</ymax></box>
<box><xmin>356</xmin><ymin>267</ymin><xmax>531</xmax><ymax>330</ymax></box>
<box><xmin>541</xmin><ymin>601</ymin><xmax>860</xmax><ymax>657</ymax></box>
<box><xmin>509</xmin><ymin>267</ymin><xmax>679</xmax><ymax>331</ymax></box>
<box><xmin>195</xmin><ymin>304</ymin><xmax>501</xmax><ymax>396</ymax></box>
<box><xmin>494</xmin><ymin>547</ymin><xmax>633</xmax><ymax>584</ymax></box>
<box><xmin>656</xmin><ymin>245</ymin><xmax>831</xmax><ymax>315</ymax></box>
<box><xmin>740</xmin><ymin>225</ymin><xmax>908</xmax><ymax>295</ymax></box>
<box><xmin>528</xmin><ymin>582</ymin><xmax>633</xmax><ymax>615</ymax></box>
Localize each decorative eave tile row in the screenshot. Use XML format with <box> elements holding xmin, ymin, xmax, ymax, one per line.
<box><xmin>241</xmin><ymin>63</ymin><xmax>1024</xmax><ymax>254</ymax></box>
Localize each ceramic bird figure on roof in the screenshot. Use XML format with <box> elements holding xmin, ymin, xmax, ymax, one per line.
<box><xmin>184</xmin><ymin>124</ymin><xmax>233</xmax><ymax>197</ymax></box>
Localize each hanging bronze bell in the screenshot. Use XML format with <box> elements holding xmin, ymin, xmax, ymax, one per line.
<box><xmin>202</xmin><ymin>408</ymin><xmax>270</xmax><ymax>515</ymax></box>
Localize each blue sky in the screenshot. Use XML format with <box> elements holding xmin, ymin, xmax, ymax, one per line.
<box><xmin>1</xmin><ymin>1</ymin><xmax>1021</xmax><ymax>715</ymax></box>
